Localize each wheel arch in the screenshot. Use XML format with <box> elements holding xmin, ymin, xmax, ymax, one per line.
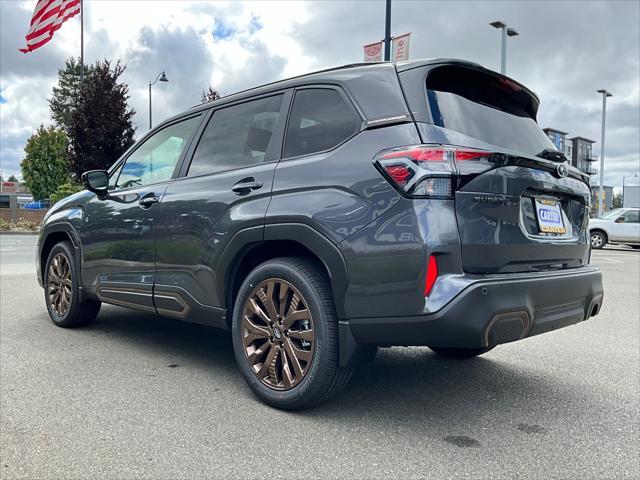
<box><xmin>39</xmin><ymin>224</ymin><xmax>82</xmax><ymax>289</ymax></box>
<box><xmin>221</xmin><ymin>223</ymin><xmax>349</xmax><ymax>325</ymax></box>
<box><xmin>590</xmin><ymin>228</ymin><xmax>608</xmax><ymax>242</ymax></box>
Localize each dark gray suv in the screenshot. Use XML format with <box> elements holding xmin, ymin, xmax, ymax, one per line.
<box><xmin>37</xmin><ymin>59</ymin><xmax>604</xmax><ymax>409</ymax></box>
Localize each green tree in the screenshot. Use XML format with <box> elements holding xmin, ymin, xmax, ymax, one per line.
<box><xmin>612</xmin><ymin>192</ymin><xmax>623</xmax><ymax>209</ymax></box>
<box><xmin>68</xmin><ymin>60</ymin><xmax>136</xmax><ymax>178</ymax></box>
<box><xmin>50</xmin><ymin>181</ymin><xmax>83</xmax><ymax>204</ymax></box>
<box><xmin>7</xmin><ymin>174</ymin><xmax>18</xmax><ymax>182</ymax></box>
<box><xmin>200</xmin><ymin>86</ymin><xmax>221</xmax><ymax>103</ymax></box>
<box><xmin>20</xmin><ymin>126</ymin><xmax>71</xmax><ymax>200</ymax></box>
<box><xmin>49</xmin><ymin>57</ymin><xmax>94</xmax><ymax>133</ymax></box>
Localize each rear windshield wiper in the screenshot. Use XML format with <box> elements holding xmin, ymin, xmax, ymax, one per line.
<box><xmin>536</xmin><ymin>148</ymin><xmax>567</xmax><ymax>162</ymax></box>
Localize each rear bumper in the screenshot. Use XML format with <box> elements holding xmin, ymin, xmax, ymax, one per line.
<box><xmin>339</xmin><ymin>266</ymin><xmax>603</xmax><ymax>365</ymax></box>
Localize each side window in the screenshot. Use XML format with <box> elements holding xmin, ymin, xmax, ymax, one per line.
<box><xmin>188</xmin><ymin>95</ymin><xmax>283</xmax><ymax>177</ymax></box>
<box><xmin>116</xmin><ymin>115</ymin><xmax>201</xmax><ymax>189</ymax></box>
<box><xmin>623</xmin><ymin>210</ymin><xmax>640</xmax><ymax>223</ymax></box>
<box><xmin>283</xmin><ymin>88</ymin><xmax>360</xmax><ymax>158</ymax></box>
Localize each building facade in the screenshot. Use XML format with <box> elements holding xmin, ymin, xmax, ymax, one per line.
<box><xmin>543</xmin><ymin>128</ymin><xmax>599</xmax><ymax>176</ymax></box>
<box><xmin>590</xmin><ymin>185</ymin><xmax>614</xmax><ymax>214</ymax></box>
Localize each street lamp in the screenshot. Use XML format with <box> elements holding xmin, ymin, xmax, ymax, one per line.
<box><xmin>490</xmin><ymin>20</ymin><xmax>519</xmax><ymax>74</ymax></box>
<box><xmin>596</xmin><ymin>89</ymin><xmax>613</xmax><ymax>217</ymax></box>
<box><xmin>148</xmin><ymin>71</ymin><xmax>169</xmax><ymax>130</ymax></box>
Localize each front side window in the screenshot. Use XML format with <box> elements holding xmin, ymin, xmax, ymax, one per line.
<box><xmin>188</xmin><ymin>95</ymin><xmax>284</xmax><ymax>177</ymax></box>
<box><xmin>283</xmin><ymin>88</ymin><xmax>359</xmax><ymax>158</ymax></box>
<box><xmin>623</xmin><ymin>210</ymin><xmax>640</xmax><ymax>223</ymax></box>
<box><xmin>116</xmin><ymin>115</ymin><xmax>201</xmax><ymax>189</ymax></box>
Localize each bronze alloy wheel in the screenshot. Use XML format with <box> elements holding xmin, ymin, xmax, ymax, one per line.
<box><xmin>242</xmin><ymin>278</ymin><xmax>315</xmax><ymax>391</ymax></box>
<box><xmin>48</xmin><ymin>253</ymin><xmax>72</xmax><ymax>316</ymax></box>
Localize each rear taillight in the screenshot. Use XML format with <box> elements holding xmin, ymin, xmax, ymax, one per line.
<box><xmin>374</xmin><ymin>144</ymin><xmax>500</xmax><ymax>197</ymax></box>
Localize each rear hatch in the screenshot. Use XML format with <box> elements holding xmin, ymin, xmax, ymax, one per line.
<box><xmin>396</xmin><ymin>62</ymin><xmax>591</xmax><ymax>273</ymax></box>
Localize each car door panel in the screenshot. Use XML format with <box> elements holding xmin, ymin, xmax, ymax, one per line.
<box><xmin>154</xmin><ymin>164</ymin><xmax>276</xmax><ymax>315</ymax></box>
<box><xmin>79</xmin><ymin>115</ymin><xmax>204</xmax><ymax>311</ymax></box>
<box><xmin>80</xmin><ymin>186</ymin><xmax>166</xmax><ymax>308</ymax></box>
<box><xmin>153</xmin><ymin>92</ymin><xmax>290</xmax><ymax>325</ymax></box>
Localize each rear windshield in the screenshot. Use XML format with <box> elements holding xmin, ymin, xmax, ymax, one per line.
<box><xmin>426</xmin><ymin>66</ymin><xmax>555</xmax><ymax>155</ymax></box>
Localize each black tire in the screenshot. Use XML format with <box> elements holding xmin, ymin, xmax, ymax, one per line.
<box><xmin>231</xmin><ymin>257</ymin><xmax>353</xmax><ymax>410</ymax></box>
<box><xmin>429</xmin><ymin>346</ymin><xmax>494</xmax><ymax>359</ymax></box>
<box><xmin>44</xmin><ymin>241</ymin><xmax>101</xmax><ymax>328</ymax></box>
<box><xmin>590</xmin><ymin>230</ymin><xmax>607</xmax><ymax>249</ymax></box>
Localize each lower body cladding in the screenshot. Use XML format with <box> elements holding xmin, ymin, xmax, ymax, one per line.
<box><xmin>339</xmin><ymin>266</ymin><xmax>603</xmax><ymax>365</ymax></box>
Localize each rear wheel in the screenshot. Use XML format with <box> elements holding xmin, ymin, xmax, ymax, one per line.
<box><xmin>590</xmin><ymin>230</ymin><xmax>607</xmax><ymax>249</ymax></box>
<box><xmin>231</xmin><ymin>257</ymin><xmax>353</xmax><ymax>410</ymax></box>
<box><xmin>44</xmin><ymin>241</ymin><xmax>100</xmax><ymax>328</ymax></box>
<box><xmin>429</xmin><ymin>346</ymin><xmax>494</xmax><ymax>359</ymax></box>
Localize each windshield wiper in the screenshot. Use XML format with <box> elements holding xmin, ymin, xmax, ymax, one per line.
<box><xmin>536</xmin><ymin>148</ymin><xmax>567</xmax><ymax>162</ymax></box>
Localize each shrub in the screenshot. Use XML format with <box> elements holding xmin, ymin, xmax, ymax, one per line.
<box><xmin>50</xmin><ymin>181</ymin><xmax>83</xmax><ymax>204</ymax></box>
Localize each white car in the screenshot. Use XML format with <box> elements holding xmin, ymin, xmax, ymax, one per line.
<box><xmin>589</xmin><ymin>208</ymin><xmax>640</xmax><ymax>249</ymax></box>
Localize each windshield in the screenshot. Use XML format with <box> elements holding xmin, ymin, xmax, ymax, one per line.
<box><xmin>600</xmin><ymin>208</ymin><xmax>624</xmax><ymax>219</ymax></box>
<box><xmin>426</xmin><ymin>66</ymin><xmax>555</xmax><ymax>155</ymax></box>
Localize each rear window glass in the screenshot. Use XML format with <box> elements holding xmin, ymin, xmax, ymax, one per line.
<box><xmin>426</xmin><ymin>66</ymin><xmax>555</xmax><ymax>155</ymax></box>
<box><xmin>284</xmin><ymin>88</ymin><xmax>359</xmax><ymax>158</ymax></box>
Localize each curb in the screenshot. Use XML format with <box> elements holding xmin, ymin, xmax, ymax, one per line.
<box><xmin>0</xmin><ymin>231</ymin><xmax>40</xmax><ymax>235</ymax></box>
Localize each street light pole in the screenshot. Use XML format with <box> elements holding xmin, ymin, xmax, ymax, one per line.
<box><xmin>597</xmin><ymin>89</ymin><xmax>613</xmax><ymax>217</ymax></box>
<box><xmin>148</xmin><ymin>71</ymin><xmax>169</xmax><ymax>130</ymax></box>
<box><xmin>384</xmin><ymin>0</ymin><xmax>391</xmax><ymax>61</ymax></box>
<box><xmin>490</xmin><ymin>21</ymin><xmax>519</xmax><ymax>74</ymax></box>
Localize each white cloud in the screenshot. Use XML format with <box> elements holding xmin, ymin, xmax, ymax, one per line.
<box><xmin>1</xmin><ymin>0</ymin><xmax>639</xmax><ymax>190</ymax></box>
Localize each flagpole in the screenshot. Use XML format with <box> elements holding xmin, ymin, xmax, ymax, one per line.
<box><xmin>80</xmin><ymin>0</ymin><xmax>84</xmax><ymax>82</ymax></box>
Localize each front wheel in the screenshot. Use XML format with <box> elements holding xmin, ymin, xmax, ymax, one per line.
<box><xmin>590</xmin><ymin>231</ymin><xmax>607</xmax><ymax>249</ymax></box>
<box><xmin>429</xmin><ymin>346</ymin><xmax>494</xmax><ymax>359</ymax></box>
<box><xmin>231</xmin><ymin>257</ymin><xmax>353</xmax><ymax>410</ymax></box>
<box><xmin>44</xmin><ymin>241</ymin><xmax>101</xmax><ymax>328</ymax></box>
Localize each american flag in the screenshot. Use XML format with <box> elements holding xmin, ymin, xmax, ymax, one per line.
<box><xmin>20</xmin><ymin>0</ymin><xmax>81</xmax><ymax>53</ymax></box>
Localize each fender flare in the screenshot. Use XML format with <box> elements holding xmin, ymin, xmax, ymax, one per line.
<box><xmin>265</xmin><ymin>223</ymin><xmax>349</xmax><ymax>319</ymax></box>
<box><xmin>217</xmin><ymin>223</ymin><xmax>349</xmax><ymax>320</ymax></box>
<box><xmin>38</xmin><ymin>221</ymin><xmax>84</xmax><ymax>291</ymax></box>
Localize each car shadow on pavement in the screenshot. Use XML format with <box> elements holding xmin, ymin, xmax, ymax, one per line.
<box><xmin>306</xmin><ymin>347</ymin><xmax>595</xmax><ymax>441</ymax></box>
<box><xmin>82</xmin><ymin>305</ymin><xmax>602</xmax><ymax>438</ymax></box>
<box><xmin>86</xmin><ymin>305</ymin><xmax>238</xmax><ymax>375</ymax></box>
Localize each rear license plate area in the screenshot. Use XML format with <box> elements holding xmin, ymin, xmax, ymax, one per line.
<box><xmin>535</xmin><ymin>198</ymin><xmax>566</xmax><ymax>234</ymax></box>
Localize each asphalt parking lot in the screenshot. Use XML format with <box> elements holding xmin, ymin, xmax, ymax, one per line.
<box><xmin>1</xmin><ymin>234</ymin><xmax>639</xmax><ymax>479</ymax></box>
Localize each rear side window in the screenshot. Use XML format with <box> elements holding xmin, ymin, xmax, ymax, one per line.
<box><xmin>426</xmin><ymin>66</ymin><xmax>554</xmax><ymax>155</ymax></box>
<box><xmin>284</xmin><ymin>88</ymin><xmax>359</xmax><ymax>158</ymax></box>
<box><xmin>188</xmin><ymin>95</ymin><xmax>283</xmax><ymax>177</ymax></box>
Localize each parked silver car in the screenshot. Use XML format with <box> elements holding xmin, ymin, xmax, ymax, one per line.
<box><xmin>589</xmin><ymin>208</ymin><xmax>640</xmax><ymax>249</ymax></box>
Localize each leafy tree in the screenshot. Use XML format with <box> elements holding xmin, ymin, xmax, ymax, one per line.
<box><xmin>200</xmin><ymin>86</ymin><xmax>221</xmax><ymax>103</ymax></box>
<box><xmin>50</xmin><ymin>181</ymin><xmax>83</xmax><ymax>204</ymax></box>
<box><xmin>612</xmin><ymin>192</ymin><xmax>623</xmax><ymax>209</ymax></box>
<box><xmin>20</xmin><ymin>126</ymin><xmax>71</xmax><ymax>200</ymax></box>
<box><xmin>68</xmin><ymin>60</ymin><xmax>136</xmax><ymax>178</ymax></box>
<box><xmin>7</xmin><ymin>174</ymin><xmax>18</xmax><ymax>182</ymax></box>
<box><xmin>49</xmin><ymin>57</ymin><xmax>94</xmax><ymax>133</ymax></box>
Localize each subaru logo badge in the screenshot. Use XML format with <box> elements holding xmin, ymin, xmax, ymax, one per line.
<box><xmin>556</xmin><ymin>162</ymin><xmax>569</xmax><ymax>178</ymax></box>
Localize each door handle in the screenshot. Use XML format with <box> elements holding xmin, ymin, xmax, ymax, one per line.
<box><xmin>232</xmin><ymin>178</ymin><xmax>263</xmax><ymax>195</ymax></box>
<box><xmin>139</xmin><ymin>195</ymin><xmax>160</xmax><ymax>208</ymax></box>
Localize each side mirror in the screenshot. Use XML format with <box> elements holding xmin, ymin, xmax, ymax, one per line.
<box><xmin>615</xmin><ymin>216</ymin><xmax>625</xmax><ymax>223</ymax></box>
<box><xmin>82</xmin><ymin>170</ymin><xmax>109</xmax><ymax>195</ymax></box>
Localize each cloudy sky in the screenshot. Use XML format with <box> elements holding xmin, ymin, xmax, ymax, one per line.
<box><xmin>1</xmin><ymin>0</ymin><xmax>639</xmax><ymax>187</ymax></box>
